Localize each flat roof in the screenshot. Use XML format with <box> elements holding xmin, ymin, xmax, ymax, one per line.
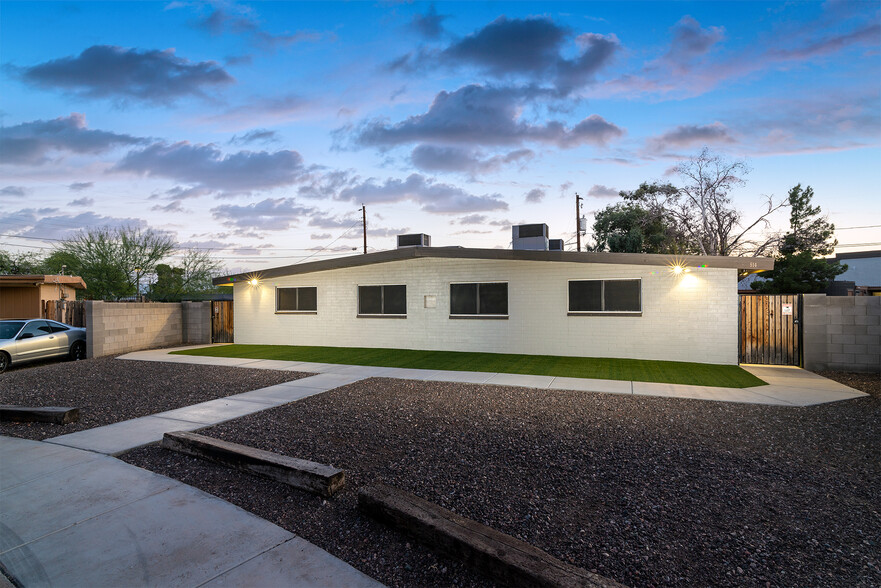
<box><xmin>0</xmin><ymin>275</ymin><xmax>87</xmax><ymax>289</ymax></box>
<box><xmin>214</xmin><ymin>247</ymin><xmax>773</xmax><ymax>286</ymax></box>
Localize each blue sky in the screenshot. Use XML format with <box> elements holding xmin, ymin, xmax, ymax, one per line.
<box><xmin>1</xmin><ymin>1</ymin><xmax>879</xmax><ymax>271</ymax></box>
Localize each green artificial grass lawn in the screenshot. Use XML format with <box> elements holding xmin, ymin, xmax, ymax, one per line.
<box><xmin>172</xmin><ymin>344</ymin><xmax>766</xmax><ymax>388</ymax></box>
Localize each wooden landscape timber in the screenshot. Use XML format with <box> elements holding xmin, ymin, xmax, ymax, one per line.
<box><xmin>358</xmin><ymin>484</ymin><xmax>627</xmax><ymax>588</ymax></box>
<box><xmin>161</xmin><ymin>431</ymin><xmax>345</xmax><ymax>497</ymax></box>
<box><xmin>0</xmin><ymin>406</ymin><xmax>80</xmax><ymax>424</ymax></box>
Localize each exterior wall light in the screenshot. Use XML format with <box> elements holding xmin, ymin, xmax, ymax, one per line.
<box><xmin>248</xmin><ymin>278</ymin><xmax>260</xmax><ymax>286</ymax></box>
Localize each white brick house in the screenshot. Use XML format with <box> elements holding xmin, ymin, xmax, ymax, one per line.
<box><xmin>215</xmin><ymin>247</ymin><xmax>772</xmax><ymax>365</ymax></box>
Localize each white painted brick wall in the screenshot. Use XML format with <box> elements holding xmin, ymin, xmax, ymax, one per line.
<box><xmin>233</xmin><ymin>258</ymin><xmax>739</xmax><ymax>364</ymax></box>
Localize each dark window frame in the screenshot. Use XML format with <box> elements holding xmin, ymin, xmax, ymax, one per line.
<box><xmin>275</xmin><ymin>286</ymin><xmax>318</xmax><ymax>314</ymax></box>
<box><xmin>357</xmin><ymin>284</ymin><xmax>408</xmax><ymax>317</ymax></box>
<box><xmin>449</xmin><ymin>281</ymin><xmax>509</xmax><ymax>318</ymax></box>
<box><xmin>568</xmin><ymin>278</ymin><xmax>642</xmax><ymax>315</ymax></box>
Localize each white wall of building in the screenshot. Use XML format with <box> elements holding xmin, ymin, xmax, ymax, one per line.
<box><xmin>233</xmin><ymin>257</ymin><xmax>739</xmax><ymax>365</ymax></box>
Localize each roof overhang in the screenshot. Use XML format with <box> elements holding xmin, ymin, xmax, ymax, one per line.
<box><xmin>0</xmin><ymin>275</ymin><xmax>88</xmax><ymax>289</ymax></box>
<box><xmin>213</xmin><ymin>248</ymin><xmax>774</xmax><ymax>286</ymax></box>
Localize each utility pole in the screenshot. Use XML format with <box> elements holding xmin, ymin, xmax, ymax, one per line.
<box><xmin>361</xmin><ymin>204</ymin><xmax>367</xmax><ymax>254</ymax></box>
<box><xmin>575</xmin><ymin>193</ymin><xmax>583</xmax><ymax>252</ymax></box>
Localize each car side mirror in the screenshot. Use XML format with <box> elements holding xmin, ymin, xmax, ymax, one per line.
<box><xmin>18</xmin><ymin>333</ymin><xmax>34</xmax><ymax>340</ymax></box>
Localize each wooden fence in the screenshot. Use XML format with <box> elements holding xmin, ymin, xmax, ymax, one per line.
<box><xmin>42</xmin><ymin>300</ymin><xmax>86</xmax><ymax>327</ymax></box>
<box><xmin>739</xmin><ymin>294</ymin><xmax>802</xmax><ymax>366</ymax></box>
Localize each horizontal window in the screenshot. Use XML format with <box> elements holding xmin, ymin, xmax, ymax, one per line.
<box><xmin>276</xmin><ymin>287</ymin><xmax>317</xmax><ymax>312</ymax></box>
<box><xmin>450</xmin><ymin>282</ymin><xmax>508</xmax><ymax>316</ymax></box>
<box><xmin>569</xmin><ymin>279</ymin><xmax>641</xmax><ymax>313</ymax></box>
<box><xmin>359</xmin><ymin>285</ymin><xmax>406</xmax><ymax>316</ymax></box>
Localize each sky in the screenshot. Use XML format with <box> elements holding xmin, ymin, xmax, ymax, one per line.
<box><xmin>1</xmin><ymin>0</ymin><xmax>879</xmax><ymax>273</ymax></box>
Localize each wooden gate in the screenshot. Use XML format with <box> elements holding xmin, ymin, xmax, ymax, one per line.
<box><xmin>42</xmin><ymin>300</ymin><xmax>86</xmax><ymax>327</ymax></box>
<box><xmin>212</xmin><ymin>301</ymin><xmax>234</xmax><ymax>343</ymax></box>
<box><xmin>739</xmin><ymin>294</ymin><xmax>802</xmax><ymax>365</ymax></box>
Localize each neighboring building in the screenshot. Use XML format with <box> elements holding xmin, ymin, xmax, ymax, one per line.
<box><xmin>215</xmin><ymin>230</ymin><xmax>772</xmax><ymax>366</ymax></box>
<box><xmin>0</xmin><ymin>275</ymin><xmax>87</xmax><ymax>319</ymax></box>
<box><xmin>828</xmin><ymin>250</ymin><xmax>880</xmax><ymax>295</ymax></box>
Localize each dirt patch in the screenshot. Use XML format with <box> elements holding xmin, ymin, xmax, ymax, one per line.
<box><xmin>123</xmin><ymin>376</ymin><xmax>880</xmax><ymax>588</ymax></box>
<box><xmin>0</xmin><ymin>356</ymin><xmax>312</xmax><ymax>440</ymax></box>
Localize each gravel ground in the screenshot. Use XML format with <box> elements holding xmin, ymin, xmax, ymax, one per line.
<box><xmin>0</xmin><ymin>357</ymin><xmax>312</xmax><ymax>440</ymax></box>
<box><xmin>122</xmin><ymin>371</ymin><xmax>880</xmax><ymax>588</ymax></box>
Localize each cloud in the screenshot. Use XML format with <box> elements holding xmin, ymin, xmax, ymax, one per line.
<box><xmin>664</xmin><ymin>16</ymin><xmax>725</xmax><ymax>67</ymax></box>
<box><xmin>524</xmin><ymin>188</ymin><xmax>545</xmax><ymax>203</ymax></box>
<box><xmin>151</xmin><ymin>200</ymin><xmax>187</xmax><ymax>213</ymax></box>
<box><xmin>588</xmin><ymin>184</ymin><xmax>619</xmax><ymax>198</ymax></box>
<box><xmin>0</xmin><ymin>208</ymin><xmax>147</xmax><ymax>240</ymax></box>
<box><xmin>311</xmin><ymin>232</ymin><xmax>332</xmax><ymax>240</ymax></box>
<box><xmin>68</xmin><ymin>197</ymin><xmax>94</xmax><ymax>207</ymax></box>
<box><xmin>68</xmin><ymin>181</ymin><xmax>94</xmax><ymax>191</ymax></box>
<box><xmin>211</xmin><ymin>198</ymin><xmax>316</xmax><ymax>231</ymax></box>
<box><xmin>352</xmin><ymin>84</ymin><xmax>623</xmax><ymax>149</ymax></box>
<box><xmin>204</xmin><ymin>93</ymin><xmax>310</xmax><ymax>128</ymax></box>
<box><xmin>394</xmin><ymin>16</ymin><xmax>619</xmax><ymax>94</ymax></box>
<box><xmin>192</xmin><ymin>6</ymin><xmax>327</xmax><ymax>50</ymax></box>
<box><xmin>410</xmin><ymin>144</ymin><xmax>534</xmax><ymax>174</ymax></box>
<box><xmin>114</xmin><ymin>141</ymin><xmax>306</xmax><ymax>196</ymax></box>
<box><xmin>14</xmin><ymin>45</ymin><xmax>234</xmax><ymax>104</ymax></box>
<box><xmin>411</xmin><ymin>5</ymin><xmax>448</xmax><ymax>39</ymax></box>
<box><xmin>647</xmin><ymin>122</ymin><xmax>735</xmax><ymax>152</ymax></box>
<box><xmin>769</xmin><ymin>22</ymin><xmax>881</xmax><ymax>61</ymax></box>
<box><xmin>338</xmin><ymin>173</ymin><xmax>509</xmax><ymax>214</ymax></box>
<box><xmin>297</xmin><ymin>170</ymin><xmax>358</xmax><ymax>200</ymax></box>
<box><xmin>0</xmin><ymin>186</ymin><xmax>27</xmax><ymax>196</ymax></box>
<box><xmin>228</xmin><ymin>129</ymin><xmax>279</xmax><ymax>145</ymax></box>
<box><xmin>454</xmin><ymin>214</ymin><xmax>489</xmax><ymax>225</ymax></box>
<box><xmin>0</xmin><ymin>113</ymin><xmax>145</xmax><ymax>165</ymax></box>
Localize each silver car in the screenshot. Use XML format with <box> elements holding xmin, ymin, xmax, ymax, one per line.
<box><xmin>0</xmin><ymin>319</ymin><xmax>87</xmax><ymax>373</ymax></box>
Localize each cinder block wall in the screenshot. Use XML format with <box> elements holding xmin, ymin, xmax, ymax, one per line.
<box><xmin>233</xmin><ymin>257</ymin><xmax>739</xmax><ymax>365</ymax></box>
<box><xmin>86</xmin><ymin>301</ymin><xmax>184</xmax><ymax>358</ymax></box>
<box><xmin>803</xmin><ymin>294</ymin><xmax>881</xmax><ymax>372</ymax></box>
<box><xmin>182</xmin><ymin>301</ymin><xmax>211</xmax><ymax>344</ymax></box>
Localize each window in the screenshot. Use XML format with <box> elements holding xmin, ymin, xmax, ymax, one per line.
<box><xmin>276</xmin><ymin>287</ymin><xmax>317</xmax><ymax>312</ymax></box>
<box><xmin>47</xmin><ymin>321</ymin><xmax>69</xmax><ymax>333</ymax></box>
<box><xmin>450</xmin><ymin>282</ymin><xmax>508</xmax><ymax>316</ymax></box>
<box><xmin>358</xmin><ymin>285</ymin><xmax>406</xmax><ymax>316</ymax></box>
<box><xmin>20</xmin><ymin>320</ymin><xmax>51</xmax><ymax>338</ymax></box>
<box><xmin>569</xmin><ymin>279</ymin><xmax>641</xmax><ymax>313</ymax></box>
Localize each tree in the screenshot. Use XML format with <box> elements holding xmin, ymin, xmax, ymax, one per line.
<box><xmin>753</xmin><ymin>184</ymin><xmax>846</xmax><ymax>294</ymax></box>
<box><xmin>0</xmin><ymin>250</ymin><xmax>45</xmax><ymax>274</ymax></box>
<box><xmin>591</xmin><ymin>183</ymin><xmax>696</xmax><ymax>254</ymax></box>
<box><xmin>148</xmin><ymin>249</ymin><xmax>221</xmax><ymax>301</ymax></box>
<box><xmin>590</xmin><ymin>148</ymin><xmax>786</xmax><ymax>258</ymax></box>
<box><xmin>50</xmin><ymin>226</ymin><xmax>175</xmax><ymax>300</ymax></box>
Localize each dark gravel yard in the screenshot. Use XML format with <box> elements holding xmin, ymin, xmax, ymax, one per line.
<box><xmin>122</xmin><ymin>371</ymin><xmax>880</xmax><ymax>588</ymax></box>
<box><xmin>0</xmin><ymin>357</ymin><xmax>311</xmax><ymax>440</ymax></box>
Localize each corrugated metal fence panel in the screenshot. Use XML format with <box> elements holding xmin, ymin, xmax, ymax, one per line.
<box><xmin>739</xmin><ymin>294</ymin><xmax>801</xmax><ymax>365</ymax></box>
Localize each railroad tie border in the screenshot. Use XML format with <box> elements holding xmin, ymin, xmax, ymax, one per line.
<box><xmin>161</xmin><ymin>430</ymin><xmax>345</xmax><ymax>497</ymax></box>
<box><xmin>358</xmin><ymin>484</ymin><xmax>627</xmax><ymax>588</ymax></box>
<box><xmin>0</xmin><ymin>406</ymin><xmax>80</xmax><ymax>424</ymax></box>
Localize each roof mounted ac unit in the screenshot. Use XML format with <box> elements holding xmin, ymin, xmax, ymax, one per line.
<box><xmin>397</xmin><ymin>234</ymin><xmax>431</xmax><ymax>248</ymax></box>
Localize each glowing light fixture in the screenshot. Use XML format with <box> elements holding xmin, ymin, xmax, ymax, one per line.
<box><xmin>248</xmin><ymin>278</ymin><xmax>260</xmax><ymax>286</ymax></box>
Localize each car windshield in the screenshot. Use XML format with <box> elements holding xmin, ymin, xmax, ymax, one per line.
<box><xmin>0</xmin><ymin>321</ymin><xmax>26</xmax><ymax>340</ymax></box>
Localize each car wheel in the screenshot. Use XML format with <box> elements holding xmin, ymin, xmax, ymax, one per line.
<box><xmin>69</xmin><ymin>341</ymin><xmax>86</xmax><ymax>361</ymax></box>
<box><xmin>0</xmin><ymin>352</ymin><xmax>9</xmax><ymax>374</ymax></box>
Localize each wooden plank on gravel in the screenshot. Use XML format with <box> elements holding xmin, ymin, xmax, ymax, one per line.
<box><xmin>0</xmin><ymin>406</ymin><xmax>80</xmax><ymax>424</ymax></box>
<box><xmin>358</xmin><ymin>484</ymin><xmax>627</xmax><ymax>588</ymax></box>
<box><xmin>162</xmin><ymin>431</ymin><xmax>345</xmax><ymax>497</ymax></box>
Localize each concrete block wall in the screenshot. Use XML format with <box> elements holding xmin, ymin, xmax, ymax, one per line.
<box><xmin>182</xmin><ymin>301</ymin><xmax>211</xmax><ymax>344</ymax></box>
<box><xmin>234</xmin><ymin>257</ymin><xmax>739</xmax><ymax>365</ymax></box>
<box><xmin>803</xmin><ymin>294</ymin><xmax>881</xmax><ymax>372</ymax></box>
<box><xmin>86</xmin><ymin>301</ymin><xmax>184</xmax><ymax>358</ymax></box>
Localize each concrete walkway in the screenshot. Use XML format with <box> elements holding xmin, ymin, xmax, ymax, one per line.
<box><xmin>119</xmin><ymin>345</ymin><xmax>868</xmax><ymax>406</ymax></box>
<box><xmin>0</xmin><ymin>436</ymin><xmax>383</xmax><ymax>587</ymax></box>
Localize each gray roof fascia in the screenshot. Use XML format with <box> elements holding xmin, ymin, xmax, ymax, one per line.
<box><xmin>213</xmin><ymin>247</ymin><xmax>774</xmax><ymax>285</ymax></box>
